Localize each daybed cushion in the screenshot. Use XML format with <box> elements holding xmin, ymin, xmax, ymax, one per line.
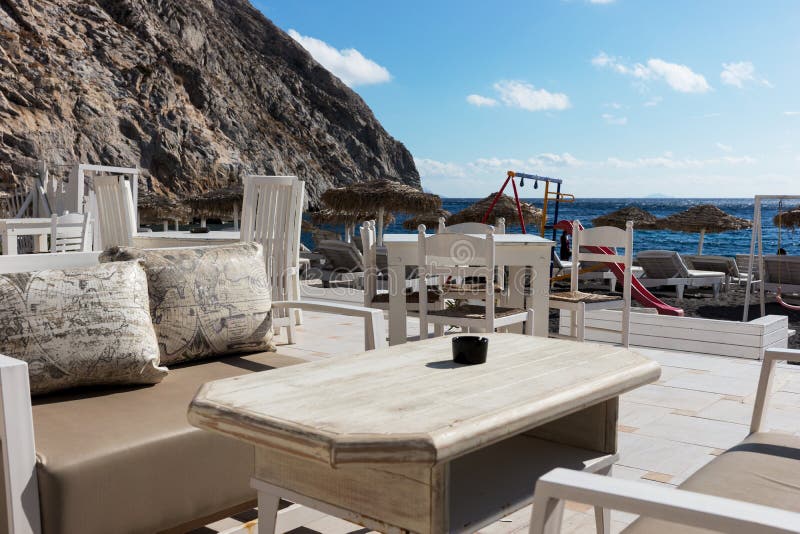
<box><xmin>0</xmin><ymin>351</ymin><xmax>303</xmax><ymax>534</ymax></box>
<box><xmin>624</xmin><ymin>431</ymin><xmax>800</xmax><ymax>533</ymax></box>
<box><xmin>0</xmin><ymin>260</ymin><xmax>166</xmax><ymax>395</ymax></box>
<box><xmin>101</xmin><ymin>242</ymin><xmax>275</xmax><ymax>365</ymax></box>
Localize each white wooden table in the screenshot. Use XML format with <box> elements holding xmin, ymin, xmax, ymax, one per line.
<box><xmin>384</xmin><ymin>233</ymin><xmax>554</xmax><ymax>343</ymax></box>
<box><xmin>189</xmin><ymin>333</ymin><xmax>660</xmax><ymax>534</ymax></box>
<box><xmin>132</xmin><ymin>229</ymin><xmax>240</xmax><ymax>249</ymax></box>
<box><xmin>0</xmin><ymin>218</ymin><xmax>52</xmax><ymax>254</ymax></box>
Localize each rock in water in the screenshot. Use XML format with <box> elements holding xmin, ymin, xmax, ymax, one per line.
<box><xmin>0</xmin><ymin>0</ymin><xmax>420</xmax><ymax>203</ymax></box>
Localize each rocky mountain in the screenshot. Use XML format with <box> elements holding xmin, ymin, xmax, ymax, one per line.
<box><xmin>0</xmin><ymin>0</ymin><xmax>420</xmax><ymax>205</ymax></box>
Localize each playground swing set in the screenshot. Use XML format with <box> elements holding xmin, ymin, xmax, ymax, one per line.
<box><xmin>743</xmin><ymin>195</ymin><xmax>800</xmax><ymax>320</ymax></box>
<box><xmin>480</xmin><ymin>170</ymin><xmax>684</xmax><ymax>316</ymax></box>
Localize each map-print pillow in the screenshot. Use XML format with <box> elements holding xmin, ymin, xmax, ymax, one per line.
<box><xmin>100</xmin><ymin>242</ymin><xmax>275</xmax><ymax>365</ymax></box>
<box><xmin>0</xmin><ymin>261</ymin><xmax>167</xmax><ymax>395</ymax></box>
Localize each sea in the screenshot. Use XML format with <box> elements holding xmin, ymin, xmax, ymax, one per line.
<box><xmin>303</xmin><ymin>198</ymin><xmax>800</xmax><ymax>257</ymax></box>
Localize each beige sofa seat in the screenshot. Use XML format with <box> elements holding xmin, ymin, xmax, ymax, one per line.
<box><xmin>1</xmin><ymin>351</ymin><xmax>302</xmax><ymax>534</ymax></box>
<box><xmin>624</xmin><ymin>431</ymin><xmax>800</xmax><ymax>533</ymax></box>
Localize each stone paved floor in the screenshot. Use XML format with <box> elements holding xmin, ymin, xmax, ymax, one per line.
<box><xmin>197</xmin><ymin>289</ymin><xmax>800</xmax><ymax>534</ymax></box>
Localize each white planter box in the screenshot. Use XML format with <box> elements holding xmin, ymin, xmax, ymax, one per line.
<box><xmin>559</xmin><ymin>309</ymin><xmax>792</xmax><ymax>360</ymax></box>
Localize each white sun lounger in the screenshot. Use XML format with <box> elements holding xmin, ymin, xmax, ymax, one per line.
<box><xmin>763</xmin><ymin>255</ymin><xmax>800</xmax><ymax>296</ymax></box>
<box><xmin>636</xmin><ymin>250</ymin><xmax>725</xmax><ymax>300</ymax></box>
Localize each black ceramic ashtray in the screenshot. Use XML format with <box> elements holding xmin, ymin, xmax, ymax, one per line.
<box><xmin>452</xmin><ymin>336</ymin><xmax>488</xmax><ymax>365</ymax></box>
<box><xmin>190</xmin><ymin>227</ymin><xmax>210</xmax><ymax>234</ymax></box>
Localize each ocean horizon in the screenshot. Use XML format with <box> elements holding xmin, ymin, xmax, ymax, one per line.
<box><xmin>304</xmin><ymin>197</ymin><xmax>799</xmax><ymax>257</ymax></box>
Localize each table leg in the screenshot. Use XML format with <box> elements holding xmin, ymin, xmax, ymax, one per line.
<box><xmin>529</xmin><ymin>257</ymin><xmax>550</xmax><ymax>337</ymax></box>
<box><xmin>2</xmin><ymin>231</ymin><xmax>17</xmax><ymax>255</ymax></box>
<box><xmin>506</xmin><ymin>266</ymin><xmax>526</xmax><ymax>334</ymax></box>
<box><xmin>256</xmin><ymin>486</ymin><xmax>281</xmax><ymax>534</ymax></box>
<box><xmin>35</xmin><ymin>233</ymin><xmax>48</xmax><ymax>253</ymax></box>
<box><xmin>388</xmin><ymin>260</ymin><xmax>407</xmax><ymax>345</ymax></box>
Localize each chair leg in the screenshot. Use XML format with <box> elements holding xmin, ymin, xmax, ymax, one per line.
<box><xmin>593</xmin><ymin>464</ymin><xmax>613</xmax><ymax>534</ymax></box>
<box><xmin>713</xmin><ymin>282</ymin><xmax>720</xmax><ymax>299</ymax></box>
<box><xmin>577</xmin><ymin>303</ymin><xmax>585</xmax><ymax>342</ymax></box>
<box><xmin>525</xmin><ymin>309</ymin><xmax>534</xmax><ymax>335</ymax></box>
<box><xmin>676</xmin><ymin>284</ymin><xmax>685</xmax><ymax>300</ymax></box>
<box><xmin>286</xmin><ymin>321</ymin><xmax>297</xmax><ymax>345</ymax></box>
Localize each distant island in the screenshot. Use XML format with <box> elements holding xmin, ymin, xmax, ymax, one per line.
<box><xmin>645</xmin><ymin>193</ymin><xmax>674</xmax><ymax>198</ymax></box>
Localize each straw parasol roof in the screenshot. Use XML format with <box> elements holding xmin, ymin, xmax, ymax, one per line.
<box><xmin>654</xmin><ymin>204</ymin><xmax>751</xmax><ymax>234</ymax></box>
<box><xmin>321</xmin><ymin>180</ymin><xmax>441</xmax><ymax>214</ymax></box>
<box><xmin>138</xmin><ymin>192</ymin><xmax>190</xmax><ymax>224</ymax></box>
<box><xmin>447</xmin><ymin>193</ymin><xmax>542</xmax><ymax>228</ymax></box>
<box><xmin>592</xmin><ymin>206</ymin><xmax>657</xmax><ymax>230</ymax></box>
<box><xmin>311</xmin><ymin>209</ymin><xmax>394</xmax><ymax>227</ymax></box>
<box><xmin>185</xmin><ymin>184</ymin><xmax>243</xmax><ymax>218</ymax></box>
<box><xmin>402</xmin><ymin>209</ymin><xmax>452</xmax><ymax>230</ymax></box>
<box><xmin>774</xmin><ymin>207</ymin><xmax>800</xmax><ymax>230</ymax></box>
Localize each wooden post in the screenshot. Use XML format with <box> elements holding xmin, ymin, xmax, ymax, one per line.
<box><xmin>233</xmin><ymin>203</ymin><xmax>239</xmax><ymax>231</ymax></box>
<box><xmin>697</xmin><ymin>229</ymin><xmax>705</xmax><ymax>255</ymax></box>
<box><xmin>377</xmin><ymin>207</ymin><xmax>385</xmax><ymax>246</ymax></box>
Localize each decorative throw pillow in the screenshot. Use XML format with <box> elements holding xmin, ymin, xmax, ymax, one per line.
<box><xmin>0</xmin><ymin>261</ymin><xmax>167</xmax><ymax>395</ymax></box>
<box><xmin>100</xmin><ymin>242</ymin><xmax>275</xmax><ymax>365</ymax></box>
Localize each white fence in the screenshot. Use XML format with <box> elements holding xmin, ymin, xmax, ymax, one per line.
<box><xmin>559</xmin><ymin>309</ymin><xmax>792</xmax><ymax>360</ymax></box>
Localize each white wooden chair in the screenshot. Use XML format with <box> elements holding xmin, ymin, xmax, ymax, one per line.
<box><xmin>437</xmin><ymin>218</ymin><xmax>506</xmax><ymax>235</ymax></box>
<box><xmin>529</xmin><ymin>347</ymin><xmax>800</xmax><ymax>534</ymax></box>
<box><xmin>417</xmin><ymin>226</ymin><xmax>533</xmax><ymax>338</ymax></box>
<box><xmin>437</xmin><ymin>217</ymin><xmax>507</xmax><ymax>295</ymax></box>
<box><xmin>92</xmin><ymin>175</ymin><xmax>136</xmax><ymax>248</ymax></box>
<box><xmin>240</xmin><ymin>175</ymin><xmax>305</xmax><ymax>342</ymax></box>
<box><xmin>49</xmin><ymin>212</ymin><xmax>91</xmax><ymax>253</ymax></box>
<box><xmin>549</xmin><ymin>221</ymin><xmax>633</xmax><ymax>347</ymax></box>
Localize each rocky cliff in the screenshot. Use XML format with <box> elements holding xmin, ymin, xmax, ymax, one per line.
<box><xmin>0</xmin><ymin>0</ymin><xmax>420</xmax><ymax>205</ymax></box>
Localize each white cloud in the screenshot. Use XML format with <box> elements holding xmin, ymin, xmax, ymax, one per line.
<box><xmin>492</xmin><ymin>80</ymin><xmax>571</xmax><ymax>111</ymax></box>
<box><xmin>643</xmin><ymin>96</ymin><xmax>662</xmax><ymax>107</ymax></box>
<box><xmin>715</xmin><ymin>142</ymin><xmax>733</xmax><ymax>153</ymax></box>
<box><xmin>414</xmin><ymin>158</ymin><xmax>466</xmax><ymax>178</ymax></box>
<box><xmin>588</xmin><ymin>0</ymin><xmax>615</xmax><ymax>3</ymax></box>
<box><xmin>529</xmin><ymin>153</ymin><xmax>584</xmax><ymax>167</ymax></box>
<box><xmin>592</xmin><ymin>51</ymin><xmax>711</xmax><ymax>93</ymax></box>
<box><xmin>602</xmin><ymin>113</ymin><xmax>628</xmax><ymax>125</ymax></box>
<box><xmin>605</xmin><ymin>153</ymin><xmax>756</xmax><ymax>169</ymax></box>
<box><xmin>785</xmin><ymin>111</ymin><xmax>800</xmax><ymax>116</ymax></box>
<box><xmin>605</xmin><ymin>102</ymin><xmax>622</xmax><ymax>109</ymax></box>
<box><xmin>466</xmin><ymin>94</ymin><xmax>498</xmax><ymax>107</ymax></box>
<box><xmin>720</xmin><ymin>61</ymin><xmax>772</xmax><ymax>88</ymax></box>
<box><xmin>288</xmin><ymin>29</ymin><xmax>391</xmax><ymax>87</ymax></box>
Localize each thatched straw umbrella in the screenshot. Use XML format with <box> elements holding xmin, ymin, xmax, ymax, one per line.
<box><xmin>311</xmin><ymin>209</ymin><xmax>394</xmax><ymax>243</ymax></box>
<box><xmin>447</xmin><ymin>193</ymin><xmax>542</xmax><ymax>229</ymax></box>
<box><xmin>185</xmin><ymin>184</ymin><xmax>243</xmax><ymax>228</ymax></box>
<box><xmin>321</xmin><ymin>180</ymin><xmax>441</xmax><ymax>245</ymax></box>
<box><xmin>402</xmin><ymin>209</ymin><xmax>452</xmax><ymax>231</ymax></box>
<box><xmin>774</xmin><ymin>207</ymin><xmax>800</xmax><ymax>231</ymax></box>
<box><xmin>592</xmin><ymin>206</ymin><xmax>657</xmax><ymax>230</ymax></box>
<box><xmin>655</xmin><ymin>204</ymin><xmax>752</xmax><ymax>254</ymax></box>
<box><xmin>138</xmin><ymin>192</ymin><xmax>190</xmax><ymax>231</ymax></box>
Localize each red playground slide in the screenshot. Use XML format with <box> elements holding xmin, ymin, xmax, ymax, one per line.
<box><xmin>555</xmin><ymin>221</ymin><xmax>684</xmax><ymax>316</ymax></box>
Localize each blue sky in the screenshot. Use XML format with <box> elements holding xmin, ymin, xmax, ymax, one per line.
<box><xmin>253</xmin><ymin>0</ymin><xmax>799</xmax><ymax>198</ymax></box>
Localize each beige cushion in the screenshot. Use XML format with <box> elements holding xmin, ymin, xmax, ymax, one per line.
<box><xmin>0</xmin><ymin>351</ymin><xmax>303</xmax><ymax>534</ymax></box>
<box><xmin>0</xmin><ymin>261</ymin><xmax>166</xmax><ymax>395</ymax></box>
<box><xmin>101</xmin><ymin>242</ymin><xmax>275</xmax><ymax>365</ymax></box>
<box><xmin>624</xmin><ymin>432</ymin><xmax>800</xmax><ymax>533</ymax></box>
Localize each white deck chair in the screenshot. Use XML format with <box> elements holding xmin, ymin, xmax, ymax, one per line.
<box><xmin>549</xmin><ymin>221</ymin><xmax>633</xmax><ymax>347</ymax></box>
<box><xmin>417</xmin><ymin>227</ymin><xmax>533</xmax><ymax>338</ymax></box>
<box><xmin>735</xmin><ymin>253</ymin><xmax>761</xmax><ymax>288</ymax></box>
<box><xmin>637</xmin><ymin>250</ymin><xmax>725</xmax><ymax>300</ymax></box>
<box><xmin>92</xmin><ymin>175</ymin><xmax>136</xmax><ymax>248</ymax></box>
<box><xmin>763</xmin><ymin>255</ymin><xmax>800</xmax><ymax>296</ymax></box>
<box><xmin>240</xmin><ymin>175</ymin><xmax>305</xmax><ymax>342</ymax></box>
<box><xmin>683</xmin><ymin>254</ymin><xmax>739</xmax><ymax>291</ymax></box>
<box><xmin>50</xmin><ymin>212</ymin><xmax>91</xmax><ymax>252</ymax></box>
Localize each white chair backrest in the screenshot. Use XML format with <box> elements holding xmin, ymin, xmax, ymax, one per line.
<box><xmin>92</xmin><ymin>175</ymin><xmax>136</xmax><ymax>248</ymax></box>
<box><xmin>571</xmin><ymin>220</ymin><xmax>633</xmax><ymax>292</ymax></box>
<box><xmin>417</xmin><ymin>227</ymin><xmax>495</xmax><ymax>280</ymax></box>
<box><xmin>0</xmin><ymin>251</ymin><xmax>101</xmax><ymax>274</ymax></box>
<box><xmin>50</xmin><ymin>212</ymin><xmax>91</xmax><ymax>253</ymax></box>
<box><xmin>439</xmin><ymin>218</ymin><xmax>505</xmax><ymax>235</ymax></box>
<box><xmin>240</xmin><ymin>175</ymin><xmax>305</xmax><ymax>303</ymax></box>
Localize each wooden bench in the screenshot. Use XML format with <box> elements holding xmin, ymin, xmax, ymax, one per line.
<box><xmin>0</xmin><ymin>251</ymin><xmax>385</xmax><ymax>534</ymax></box>
<box><xmin>530</xmin><ymin>348</ymin><xmax>800</xmax><ymax>533</ymax></box>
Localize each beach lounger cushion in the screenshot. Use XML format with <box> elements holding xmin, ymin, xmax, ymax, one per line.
<box><xmin>0</xmin><ymin>260</ymin><xmax>166</xmax><ymax>395</ymax></box>
<box><xmin>101</xmin><ymin>242</ymin><xmax>276</xmax><ymax>365</ymax></box>
<box><xmin>0</xmin><ymin>350</ymin><xmax>304</xmax><ymax>534</ymax></box>
<box><xmin>624</xmin><ymin>431</ymin><xmax>800</xmax><ymax>533</ymax></box>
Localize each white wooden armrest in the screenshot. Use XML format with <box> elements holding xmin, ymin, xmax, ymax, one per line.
<box><xmin>530</xmin><ymin>468</ymin><xmax>800</xmax><ymax>534</ymax></box>
<box><xmin>751</xmin><ymin>348</ymin><xmax>800</xmax><ymax>433</ymax></box>
<box><xmin>0</xmin><ymin>354</ymin><xmax>41</xmax><ymax>534</ymax></box>
<box><xmin>272</xmin><ymin>300</ymin><xmax>386</xmax><ymax>350</ymax></box>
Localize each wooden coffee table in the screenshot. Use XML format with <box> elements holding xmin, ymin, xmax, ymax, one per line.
<box><xmin>189</xmin><ymin>334</ymin><xmax>660</xmax><ymax>534</ymax></box>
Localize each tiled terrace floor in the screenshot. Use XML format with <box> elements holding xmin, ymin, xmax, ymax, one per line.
<box><xmin>199</xmin><ymin>293</ymin><xmax>800</xmax><ymax>534</ymax></box>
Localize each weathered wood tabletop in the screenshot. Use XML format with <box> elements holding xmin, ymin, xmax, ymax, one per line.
<box><xmin>189</xmin><ymin>333</ymin><xmax>660</xmax><ymax>466</ymax></box>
